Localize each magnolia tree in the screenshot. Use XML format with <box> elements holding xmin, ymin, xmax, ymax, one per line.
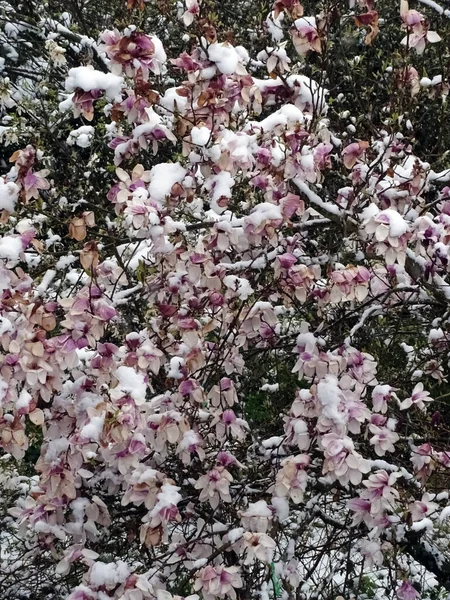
<box><xmin>3</xmin><ymin>0</ymin><xmax>450</xmax><ymax>598</ymax></box>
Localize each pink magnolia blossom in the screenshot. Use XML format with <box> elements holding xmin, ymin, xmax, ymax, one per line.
<box><xmin>348</xmin><ymin>496</ymin><xmax>373</xmax><ymax>527</ymax></box>
<box><xmin>409</xmin><ymin>492</ymin><xmax>438</xmax><ymax>522</ymax></box>
<box><xmin>274</xmin><ymin>454</ymin><xmax>309</xmax><ymax>503</ymax></box>
<box><xmin>400</xmin><ymin>2</ymin><xmax>441</xmax><ymax>55</ymax></box>
<box><xmin>321</xmin><ymin>433</ymin><xmax>370</xmax><ymax>485</ymax></box>
<box><xmin>5</xmin><ymin>5</ymin><xmax>450</xmax><ymax>598</ymax></box>
<box><xmin>99</xmin><ymin>29</ymin><xmax>167</xmax><ymax>78</ymax></box>
<box><xmin>362</xmin><ymin>470</ymin><xmax>401</xmax><ymax>515</ymax></box>
<box><xmin>410</xmin><ymin>443</ymin><xmax>435</xmax><ymax>481</ymax></box>
<box><xmin>22</xmin><ymin>169</ymin><xmax>50</xmax><ymax>201</ymax></box>
<box><xmin>241</xmin><ymin>532</ymin><xmax>276</xmax><ymax>564</ymax></box>
<box><xmin>291</xmin><ymin>16</ymin><xmax>321</xmax><ymax>55</ymax></box>
<box><xmin>181</xmin><ymin>0</ymin><xmax>200</xmax><ymax>26</ymax></box>
<box><xmin>342</xmin><ymin>141</ymin><xmax>369</xmax><ymax>169</ymax></box>
<box><xmin>400</xmin><ymin>382</ymin><xmax>432</xmax><ymax>410</ymax></box>
<box><xmin>372</xmin><ymin>384</ymin><xmax>399</xmax><ymax>414</ymax></box>
<box><xmin>330</xmin><ymin>265</ymin><xmax>371</xmax><ymax>302</ymax></box>
<box><xmin>368</xmin><ymin>416</ymin><xmax>399</xmax><ymax>456</ymax></box>
<box><xmin>193</xmin><ymin>566</ymin><xmax>243</xmax><ymax>600</ymax></box>
<box><xmin>397</xmin><ymin>581</ymin><xmax>420</xmax><ymax>600</ymax></box>
<box><xmin>195</xmin><ymin>466</ymin><xmax>233</xmax><ymax>508</ymax></box>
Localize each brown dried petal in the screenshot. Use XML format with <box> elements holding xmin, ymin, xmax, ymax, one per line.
<box><xmin>69</xmin><ymin>218</ymin><xmax>87</xmax><ymax>241</ymax></box>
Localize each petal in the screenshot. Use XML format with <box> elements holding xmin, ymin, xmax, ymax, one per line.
<box><xmin>427</xmin><ymin>31</ymin><xmax>441</xmax><ymax>43</ymax></box>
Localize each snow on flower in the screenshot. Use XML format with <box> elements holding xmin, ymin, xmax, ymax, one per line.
<box><xmin>240</xmin><ymin>500</ymin><xmax>273</xmax><ymax>533</ymax></box>
<box><xmin>65</xmin><ymin>66</ymin><xmax>124</xmax><ymax>100</ymax></box>
<box><xmin>372</xmin><ymin>385</ymin><xmax>398</xmax><ymax>414</ymax></box>
<box><xmin>208</xmin><ymin>42</ymin><xmax>247</xmax><ymax>75</ymax></box>
<box><xmin>291</xmin><ymin>16</ymin><xmax>321</xmax><ymax>55</ymax></box>
<box><xmin>89</xmin><ymin>560</ymin><xmax>130</xmax><ymax>589</ymax></box>
<box><xmin>110</xmin><ymin>365</ymin><xmax>147</xmax><ymax>404</ymax></box>
<box><xmin>0</xmin><ymin>177</ymin><xmax>19</xmax><ymax>212</ymax></box>
<box><xmin>360</xmin><ymin>540</ymin><xmax>383</xmax><ymax>568</ymax></box>
<box><xmin>67</xmin><ymin>126</ymin><xmax>95</xmax><ymax>148</ymax></box>
<box><xmin>363</xmin><ymin>204</ymin><xmax>410</xmax><ymax>264</ymax></box>
<box><xmin>45</xmin><ymin>39</ymin><xmax>67</xmax><ymax>66</ymax></box>
<box><xmin>4</xmin><ymin>4</ymin><xmax>450</xmax><ymax>599</ymax></box>
<box><xmin>223</xmin><ymin>275</ymin><xmax>254</xmax><ymax>300</ymax></box>
<box><xmin>0</xmin><ymin>235</ymin><xmax>24</xmax><ymax>263</ymax></box>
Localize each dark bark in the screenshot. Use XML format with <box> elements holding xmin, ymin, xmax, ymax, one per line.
<box><xmin>405</xmin><ymin>530</ymin><xmax>450</xmax><ymax>592</ymax></box>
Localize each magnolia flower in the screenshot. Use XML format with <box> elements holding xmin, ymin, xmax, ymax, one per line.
<box><xmin>400</xmin><ymin>1</ymin><xmax>441</xmax><ymax>55</ymax></box>
<box><xmin>344</xmin><ymin>347</ymin><xmax>377</xmax><ymax>386</ymax></box>
<box><xmin>66</xmin><ymin>585</ymin><xmax>97</xmax><ymax>600</ymax></box>
<box><xmin>342</xmin><ymin>141</ymin><xmax>369</xmax><ymax>169</ymax></box>
<box><xmin>194</xmin><ymin>566</ymin><xmax>243</xmax><ymax>600</ymax></box>
<box><xmin>400</xmin><ymin>382</ymin><xmax>432</xmax><ymax>410</ymax></box>
<box><xmin>0</xmin><ymin>77</ymin><xmax>15</xmax><ymax>110</ymax></box>
<box><xmin>354</xmin><ymin>10</ymin><xmax>379</xmax><ymax>45</ymax></box>
<box><xmin>99</xmin><ymin>29</ymin><xmax>167</xmax><ymax>78</ymax></box>
<box><xmin>314</xmin><ymin>142</ymin><xmax>333</xmax><ymax>170</ymax></box>
<box><xmin>321</xmin><ymin>433</ymin><xmax>370</xmax><ymax>485</ymax></box>
<box><xmin>291</xmin><ymin>16</ymin><xmax>321</xmax><ymax>55</ymax></box>
<box><xmin>181</xmin><ymin>0</ymin><xmax>200</xmax><ymax>26</ymax></box>
<box><xmin>369</xmin><ymin>417</ymin><xmax>399</xmax><ymax>456</ymax></box>
<box><xmin>148</xmin><ymin>483</ymin><xmax>182</xmax><ymax>527</ymax></box>
<box><xmin>397</xmin><ymin>581</ymin><xmax>420</xmax><ymax>600</ymax></box>
<box><xmin>362</xmin><ymin>470</ymin><xmax>400</xmax><ymax>514</ymax></box>
<box><xmin>284</xmin><ymin>416</ymin><xmax>310</xmax><ymax>450</ymax></box>
<box><xmin>363</xmin><ymin>205</ymin><xmax>410</xmax><ymax>264</ymax></box>
<box><xmin>45</xmin><ymin>40</ymin><xmax>67</xmax><ymax>66</ymax></box>
<box><xmin>366</xmin><ymin>209</ymin><xmax>409</xmax><ymax>244</ymax></box>
<box><xmin>176</xmin><ymin>429</ymin><xmax>205</xmax><ymax>464</ymax></box>
<box><xmin>348</xmin><ymin>497</ymin><xmax>373</xmax><ymax>526</ymax></box>
<box><xmin>240</xmin><ymin>500</ymin><xmax>273</xmax><ymax>533</ymax></box>
<box><xmin>409</xmin><ymin>492</ymin><xmax>438</xmax><ymax>522</ymax></box>
<box><xmin>208</xmin><ymin>378</ymin><xmax>238</xmax><ymax>408</ymax></box>
<box><xmin>146</xmin><ymin>412</ymin><xmax>190</xmax><ymax>452</ymax></box>
<box><xmin>410</xmin><ymin>443</ymin><xmax>435</xmax><ymax>481</ymax></box>
<box><xmin>400</xmin><ymin>66</ymin><xmax>420</xmax><ymax>97</ymax></box>
<box><xmin>372</xmin><ymin>384</ymin><xmax>398</xmax><ymax>413</ymax></box>
<box><xmin>212</xmin><ymin>409</ymin><xmax>249</xmax><ymax>440</ymax></box>
<box><xmin>70</xmin><ymin>89</ymin><xmax>103</xmax><ymax>121</ymax></box>
<box><xmin>259</xmin><ymin>45</ymin><xmax>291</xmax><ymax>74</ymax></box>
<box><xmin>241</xmin><ymin>532</ymin><xmax>276</xmax><ymax>564</ymax></box>
<box><xmin>360</xmin><ymin>540</ymin><xmax>383</xmax><ymax>568</ymax></box>
<box><xmin>274</xmin><ymin>0</ymin><xmax>303</xmax><ymax>19</ymax></box>
<box><xmin>274</xmin><ymin>454</ymin><xmax>309</xmax><ymax>503</ymax></box>
<box><xmin>195</xmin><ymin>466</ymin><xmax>233</xmax><ymax>508</ymax></box>
<box><xmin>22</xmin><ymin>169</ymin><xmax>50</xmax><ymax>201</ymax></box>
<box><xmin>121</xmin><ymin>466</ymin><xmax>166</xmax><ymax>509</ymax></box>
<box><xmin>108</xmin><ymin>164</ymin><xmax>151</xmax><ymax>211</ymax></box>
<box><xmin>124</xmin><ymin>191</ymin><xmax>160</xmax><ymax>230</ymax></box>
<box><xmin>330</xmin><ymin>265</ymin><xmax>371</xmax><ymax>302</ymax></box>
<box><xmin>56</xmin><ymin>545</ymin><xmax>99</xmax><ymax>576</ymax></box>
